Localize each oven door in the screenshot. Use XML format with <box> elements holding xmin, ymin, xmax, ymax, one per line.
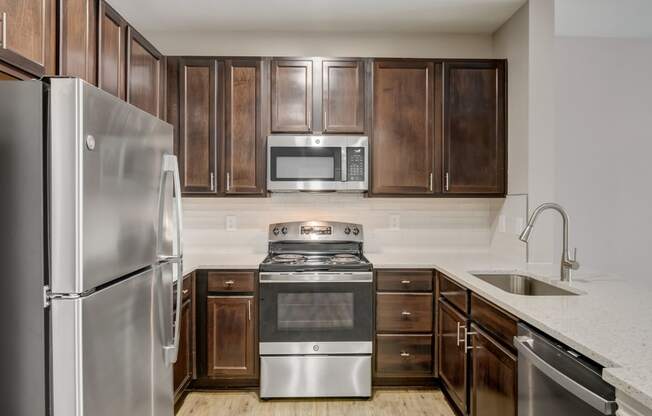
<box><xmin>259</xmin><ymin>272</ymin><xmax>373</xmax><ymax>354</ymax></box>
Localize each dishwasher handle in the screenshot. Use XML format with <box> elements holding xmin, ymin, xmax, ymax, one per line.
<box><xmin>514</xmin><ymin>336</ymin><xmax>618</xmax><ymax>415</ymax></box>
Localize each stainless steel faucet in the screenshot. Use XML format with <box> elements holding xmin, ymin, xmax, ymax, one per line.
<box><xmin>519</xmin><ymin>203</ymin><xmax>580</xmax><ymax>282</ymax></box>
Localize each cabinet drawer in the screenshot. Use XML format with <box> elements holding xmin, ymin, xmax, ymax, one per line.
<box><xmin>377</xmin><ymin>270</ymin><xmax>433</xmax><ymax>292</ymax></box>
<box><xmin>438</xmin><ymin>272</ymin><xmax>468</xmax><ymax>314</ymax></box>
<box><xmin>376</xmin><ymin>334</ymin><xmax>433</xmax><ymax>377</ymax></box>
<box><xmin>207</xmin><ymin>271</ymin><xmax>255</xmax><ymax>293</ymax></box>
<box><xmin>470</xmin><ymin>293</ymin><xmax>518</xmax><ymax>349</ymax></box>
<box><xmin>376</xmin><ymin>293</ymin><xmax>433</xmax><ymax>333</ymax></box>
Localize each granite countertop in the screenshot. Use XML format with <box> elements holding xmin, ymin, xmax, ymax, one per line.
<box><xmin>182</xmin><ymin>249</ymin><xmax>652</xmax><ymax>408</ymax></box>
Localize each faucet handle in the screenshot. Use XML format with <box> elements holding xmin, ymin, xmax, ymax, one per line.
<box><xmin>568</xmin><ymin>248</ymin><xmax>580</xmax><ymax>270</ymax></box>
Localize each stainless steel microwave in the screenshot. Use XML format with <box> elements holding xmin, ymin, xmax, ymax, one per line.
<box><xmin>267</xmin><ymin>135</ymin><xmax>368</xmax><ymax>192</ymax></box>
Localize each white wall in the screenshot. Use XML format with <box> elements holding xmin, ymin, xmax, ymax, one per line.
<box><xmin>492</xmin><ymin>3</ymin><xmax>529</xmax><ymax>195</ymax></box>
<box><xmin>554</xmin><ymin>36</ymin><xmax>652</xmax><ymax>279</ymax></box>
<box><xmin>148</xmin><ymin>30</ymin><xmax>494</xmax><ymax>58</ymax></box>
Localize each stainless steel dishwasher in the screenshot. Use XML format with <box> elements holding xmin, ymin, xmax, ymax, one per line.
<box><xmin>514</xmin><ymin>324</ymin><xmax>618</xmax><ymax>416</ymax></box>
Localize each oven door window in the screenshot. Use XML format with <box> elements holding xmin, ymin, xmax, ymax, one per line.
<box><xmin>260</xmin><ymin>282</ymin><xmax>372</xmax><ymax>342</ymax></box>
<box><xmin>270</xmin><ymin>147</ymin><xmax>342</xmax><ymax>181</ymax></box>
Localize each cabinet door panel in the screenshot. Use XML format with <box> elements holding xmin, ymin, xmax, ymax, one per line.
<box><xmin>322</xmin><ymin>59</ymin><xmax>364</xmax><ymax>133</ymax></box>
<box><xmin>127</xmin><ymin>27</ymin><xmax>163</xmax><ymax>118</ymax></box>
<box><xmin>438</xmin><ymin>299</ymin><xmax>468</xmax><ymax>414</ymax></box>
<box><xmin>376</xmin><ymin>293</ymin><xmax>433</xmax><ymax>333</ymax></box>
<box><xmin>173</xmin><ymin>298</ymin><xmax>192</xmax><ymax>399</ymax></box>
<box><xmin>271</xmin><ymin>59</ymin><xmax>312</xmax><ymax>133</ymax></box>
<box><xmin>444</xmin><ymin>61</ymin><xmax>506</xmax><ymax>194</ymax></box>
<box><xmin>0</xmin><ymin>0</ymin><xmax>50</xmax><ymax>75</ymax></box>
<box><xmin>225</xmin><ymin>59</ymin><xmax>264</xmax><ymax>194</ymax></box>
<box><xmin>178</xmin><ymin>58</ymin><xmax>218</xmax><ymax>194</ymax></box>
<box><xmin>471</xmin><ymin>324</ymin><xmax>517</xmax><ymax>416</ymax></box>
<box><xmin>372</xmin><ymin>60</ymin><xmax>441</xmax><ymax>195</ymax></box>
<box><xmin>207</xmin><ymin>296</ymin><xmax>255</xmax><ymax>378</ymax></box>
<box><xmin>98</xmin><ymin>1</ymin><xmax>127</xmax><ymax>99</ymax></box>
<box><xmin>376</xmin><ymin>334</ymin><xmax>433</xmax><ymax>377</ymax></box>
<box><xmin>59</xmin><ymin>0</ymin><xmax>96</xmax><ymax>84</ymax></box>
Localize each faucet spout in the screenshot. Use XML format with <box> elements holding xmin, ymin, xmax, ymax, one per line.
<box><xmin>519</xmin><ymin>203</ymin><xmax>580</xmax><ymax>282</ymax></box>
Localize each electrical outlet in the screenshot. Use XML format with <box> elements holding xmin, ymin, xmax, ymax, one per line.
<box><xmin>389</xmin><ymin>214</ymin><xmax>400</xmax><ymax>230</ymax></box>
<box><xmin>498</xmin><ymin>215</ymin><xmax>507</xmax><ymax>233</ymax></box>
<box><xmin>226</xmin><ymin>215</ymin><xmax>237</xmax><ymax>231</ymax></box>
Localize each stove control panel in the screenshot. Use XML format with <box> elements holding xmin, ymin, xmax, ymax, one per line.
<box><xmin>269</xmin><ymin>221</ymin><xmax>363</xmax><ymax>242</ymax></box>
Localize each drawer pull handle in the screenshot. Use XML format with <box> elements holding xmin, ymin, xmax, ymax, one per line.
<box><xmin>400</xmin><ymin>352</ymin><xmax>411</xmax><ymax>358</ymax></box>
<box><xmin>224</xmin><ymin>280</ymin><xmax>235</xmax><ymax>287</ymax></box>
<box><xmin>182</xmin><ymin>289</ymin><xmax>189</xmax><ymax>295</ymax></box>
<box><xmin>400</xmin><ymin>280</ymin><xmax>411</xmax><ymax>285</ymax></box>
<box><xmin>401</xmin><ymin>311</ymin><xmax>412</xmax><ymax>318</ymax></box>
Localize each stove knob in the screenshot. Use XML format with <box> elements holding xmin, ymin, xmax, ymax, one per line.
<box><xmin>344</xmin><ymin>227</ymin><xmax>351</xmax><ymax>235</ymax></box>
<box><xmin>352</xmin><ymin>227</ymin><xmax>360</xmax><ymax>236</ymax></box>
<box><xmin>281</xmin><ymin>226</ymin><xmax>288</xmax><ymax>235</ymax></box>
<box><xmin>273</xmin><ymin>227</ymin><xmax>280</xmax><ymax>236</ymax></box>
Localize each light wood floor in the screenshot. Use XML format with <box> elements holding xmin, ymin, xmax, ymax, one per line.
<box><xmin>176</xmin><ymin>389</ymin><xmax>455</xmax><ymax>416</ymax></box>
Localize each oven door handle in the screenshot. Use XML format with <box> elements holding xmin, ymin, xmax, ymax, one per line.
<box><xmin>259</xmin><ymin>272</ymin><xmax>372</xmax><ymax>283</ymax></box>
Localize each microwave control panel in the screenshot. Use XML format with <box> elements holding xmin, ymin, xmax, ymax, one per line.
<box><xmin>347</xmin><ymin>147</ymin><xmax>366</xmax><ymax>182</ymax></box>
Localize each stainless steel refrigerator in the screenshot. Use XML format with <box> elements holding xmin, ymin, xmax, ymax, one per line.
<box><xmin>0</xmin><ymin>78</ymin><xmax>184</xmax><ymax>416</ymax></box>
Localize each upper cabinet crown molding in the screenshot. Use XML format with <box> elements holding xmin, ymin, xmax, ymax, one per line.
<box><xmin>270</xmin><ymin>58</ymin><xmax>313</xmax><ymax>133</ymax></box>
<box><xmin>0</xmin><ymin>0</ymin><xmax>55</xmax><ymax>76</ymax></box>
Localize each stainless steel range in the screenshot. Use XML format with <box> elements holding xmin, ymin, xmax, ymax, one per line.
<box><xmin>259</xmin><ymin>221</ymin><xmax>373</xmax><ymax>398</ymax></box>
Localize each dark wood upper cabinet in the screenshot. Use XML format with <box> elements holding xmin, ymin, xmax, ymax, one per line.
<box><xmin>443</xmin><ymin>61</ymin><xmax>506</xmax><ymax>195</ymax></box>
<box><xmin>271</xmin><ymin>59</ymin><xmax>312</xmax><ymax>133</ymax></box>
<box><xmin>206</xmin><ymin>296</ymin><xmax>256</xmax><ymax>378</ymax></box>
<box><xmin>58</xmin><ymin>0</ymin><xmax>96</xmax><ymax>84</ymax></box>
<box><xmin>438</xmin><ymin>299</ymin><xmax>469</xmax><ymax>414</ymax></box>
<box><xmin>224</xmin><ymin>59</ymin><xmax>265</xmax><ymax>195</ymax></box>
<box><xmin>371</xmin><ymin>60</ymin><xmax>442</xmax><ymax>195</ymax></box>
<box><xmin>322</xmin><ymin>59</ymin><xmax>364</xmax><ymax>133</ymax></box>
<box><xmin>126</xmin><ymin>27</ymin><xmax>164</xmax><ymax>118</ymax></box>
<box><xmin>178</xmin><ymin>58</ymin><xmax>219</xmax><ymax>195</ymax></box>
<box><xmin>98</xmin><ymin>0</ymin><xmax>127</xmax><ymax>99</ymax></box>
<box><xmin>470</xmin><ymin>324</ymin><xmax>517</xmax><ymax>416</ymax></box>
<box><xmin>0</xmin><ymin>0</ymin><xmax>54</xmax><ymax>76</ymax></box>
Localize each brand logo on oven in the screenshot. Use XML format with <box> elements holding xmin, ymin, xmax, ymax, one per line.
<box><xmin>313</xmin><ymin>344</ymin><xmax>320</xmax><ymax>352</ymax></box>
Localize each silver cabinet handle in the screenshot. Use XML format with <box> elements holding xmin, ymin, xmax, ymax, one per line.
<box><xmin>224</xmin><ymin>279</ymin><xmax>235</xmax><ymax>288</ymax></box>
<box><xmin>429</xmin><ymin>172</ymin><xmax>433</xmax><ymax>192</ymax></box>
<box><xmin>463</xmin><ymin>326</ymin><xmax>477</xmax><ymax>351</ymax></box>
<box><xmin>0</xmin><ymin>12</ymin><xmax>7</xmax><ymax>49</ymax></box>
<box><xmin>182</xmin><ymin>289</ymin><xmax>189</xmax><ymax>296</ymax></box>
<box><xmin>514</xmin><ymin>336</ymin><xmax>618</xmax><ymax>415</ymax></box>
<box><xmin>210</xmin><ymin>172</ymin><xmax>215</xmax><ymax>191</ymax></box>
<box><xmin>456</xmin><ymin>322</ymin><xmax>462</xmax><ymax>346</ymax></box>
<box><xmin>400</xmin><ymin>280</ymin><xmax>411</xmax><ymax>285</ymax></box>
<box><xmin>226</xmin><ymin>172</ymin><xmax>231</xmax><ymax>192</ymax></box>
<box><xmin>401</xmin><ymin>311</ymin><xmax>412</xmax><ymax>318</ymax></box>
<box><xmin>247</xmin><ymin>299</ymin><xmax>251</xmax><ymax>321</ymax></box>
<box><xmin>445</xmin><ymin>172</ymin><xmax>450</xmax><ymax>191</ymax></box>
<box><xmin>400</xmin><ymin>352</ymin><xmax>411</xmax><ymax>358</ymax></box>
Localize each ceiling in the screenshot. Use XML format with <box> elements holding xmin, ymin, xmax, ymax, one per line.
<box><xmin>110</xmin><ymin>0</ymin><xmax>526</xmax><ymax>35</ymax></box>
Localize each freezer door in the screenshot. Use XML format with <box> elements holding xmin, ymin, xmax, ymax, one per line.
<box><xmin>49</xmin><ymin>78</ymin><xmax>174</xmax><ymax>294</ymax></box>
<box><xmin>51</xmin><ymin>265</ymin><xmax>175</xmax><ymax>416</ymax></box>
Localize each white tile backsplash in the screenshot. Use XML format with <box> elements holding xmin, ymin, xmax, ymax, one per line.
<box><xmin>182</xmin><ymin>193</ymin><xmax>526</xmax><ymax>261</ymax></box>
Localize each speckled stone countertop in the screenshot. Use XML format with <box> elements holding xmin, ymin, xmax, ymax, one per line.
<box><xmin>182</xmin><ymin>250</ymin><xmax>652</xmax><ymax>408</ymax></box>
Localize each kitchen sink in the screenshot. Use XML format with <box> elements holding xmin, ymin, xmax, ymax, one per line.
<box><xmin>471</xmin><ymin>273</ymin><xmax>579</xmax><ymax>296</ymax></box>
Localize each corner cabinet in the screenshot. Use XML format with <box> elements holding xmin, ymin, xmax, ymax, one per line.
<box><xmin>443</xmin><ymin>61</ymin><xmax>506</xmax><ymax>195</ymax></box>
<box><xmin>371</xmin><ymin>60</ymin><xmax>442</xmax><ymax>196</ymax></box>
<box><xmin>438</xmin><ymin>298</ymin><xmax>469</xmax><ymax>413</ymax></box>
<box><xmin>177</xmin><ymin>58</ymin><xmax>220</xmax><ymax>195</ymax></box>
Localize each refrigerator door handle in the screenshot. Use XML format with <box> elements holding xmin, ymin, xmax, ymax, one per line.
<box><xmin>158</xmin><ymin>154</ymin><xmax>184</xmax><ymax>262</ymax></box>
<box><xmin>164</xmin><ymin>260</ymin><xmax>183</xmax><ymax>366</ymax></box>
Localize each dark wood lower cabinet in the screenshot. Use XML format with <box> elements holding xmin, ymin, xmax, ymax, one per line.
<box><xmin>206</xmin><ymin>296</ymin><xmax>256</xmax><ymax>378</ymax></box>
<box><xmin>470</xmin><ymin>324</ymin><xmax>517</xmax><ymax>416</ymax></box>
<box><xmin>438</xmin><ymin>299</ymin><xmax>469</xmax><ymax>414</ymax></box>
<box><xmin>173</xmin><ymin>297</ymin><xmax>192</xmax><ymax>400</ymax></box>
<box><xmin>376</xmin><ymin>334</ymin><xmax>433</xmax><ymax>377</ymax></box>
